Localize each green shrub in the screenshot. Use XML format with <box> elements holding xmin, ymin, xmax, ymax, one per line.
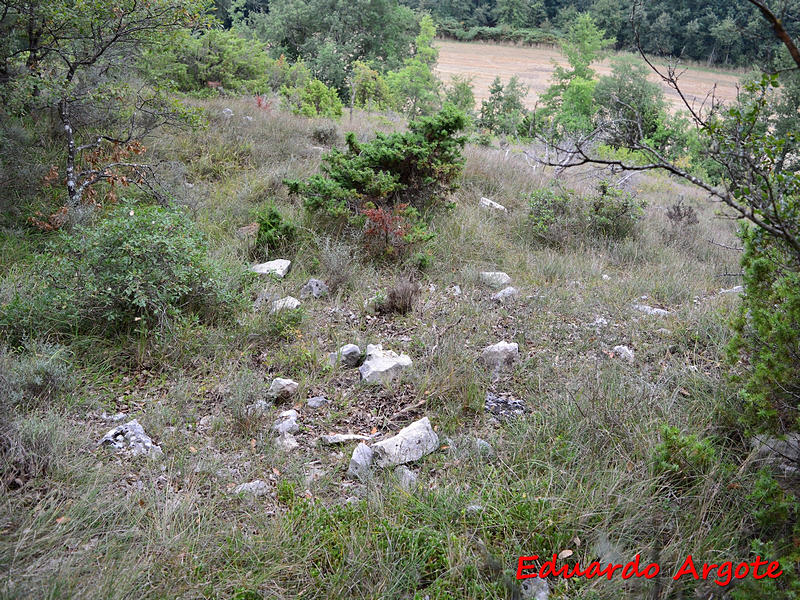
<box><xmin>0</xmin><ymin>340</ymin><xmax>72</xmax><ymax>408</ymax></box>
<box><xmin>478</xmin><ymin>76</ymin><xmax>529</xmax><ymax>135</ymax></box>
<box><xmin>285</xmin><ymin>106</ymin><xmax>466</xmax><ymax>258</ymax></box>
<box><xmin>526</xmin><ymin>187</ymin><xmax>577</xmax><ymax>248</ymax></box>
<box><xmin>254</xmin><ymin>205</ymin><xmax>297</xmax><ymax>257</ymax></box>
<box><xmin>730</xmin><ymin>225</ymin><xmax>800</xmax><ymax>433</ymax></box>
<box><xmin>0</xmin><ymin>202</ymin><xmax>241</xmax><ymax>341</ymax></box>
<box><xmin>653</xmin><ymin>425</ymin><xmax>717</xmax><ymax>488</ymax></box>
<box><xmin>586</xmin><ymin>180</ymin><xmax>644</xmax><ymax>240</ymax></box>
<box><xmin>280</xmin><ymin>78</ymin><xmax>343</xmax><ymax>119</ymax></box>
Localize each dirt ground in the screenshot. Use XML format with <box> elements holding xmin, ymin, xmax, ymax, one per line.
<box><xmin>435</xmin><ymin>40</ymin><xmax>743</xmax><ymax>113</ymax></box>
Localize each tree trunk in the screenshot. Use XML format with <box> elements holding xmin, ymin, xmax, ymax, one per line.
<box><xmin>59</xmin><ymin>98</ymin><xmax>79</xmax><ymax>207</ymax></box>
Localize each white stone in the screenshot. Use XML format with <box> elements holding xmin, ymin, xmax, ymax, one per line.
<box><xmin>270</xmin><ymin>296</ymin><xmax>301</xmax><ymax>314</ymax></box>
<box><xmin>307</xmin><ymin>396</ymin><xmax>329</xmax><ymax>409</ymax></box>
<box><xmin>245</xmin><ymin>400</ymin><xmax>270</xmax><ymax>417</ymax></box>
<box><xmin>251</xmin><ymin>259</ymin><xmax>291</xmax><ymax>278</ymax></box>
<box><xmin>267</xmin><ymin>377</ymin><xmax>299</xmax><ymax>401</ymax></box>
<box><xmin>520</xmin><ymin>577</ymin><xmax>550</xmax><ymax>600</ymax></box>
<box><xmin>372</xmin><ymin>417</ymin><xmax>439</xmax><ymax>468</ymax></box>
<box><xmin>450</xmin><ymin>285</ymin><xmax>462</xmax><ymax>297</ymax></box>
<box><xmin>275</xmin><ymin>432</ymin><xmax>299</xmax><ymax>451</ymax></box>
<box><xmin>719</xmin><ymin>285</ymin><xmax>744</xmax><ymax>295</ymax></box>
<box><xmin>481</xmin><ymin>341</ymin><xmax>519</xmax><ymax>370</ymax></box>
<box><xmin>347</xmin><ymin>442</ymin><xmax>374</xmax><ymax>481</ymax></box>
<box><xmin>479</xmin><ymin>271</ymin><xmax>512</xmax><ymax>288</ymax></box>
<box><xmin>329</xmin><ymin>344</ymin><xmax>362</xmax><ymax>368</ymax></box>
<box><xmin>613</xmin><ymin>345</ymin><xmax>635</xmax><ymax>363</ymax></box>
<box><xmin>300</xmin><ymin>278</ymin><xmax>329</xmax><ymax>299</ymax></box>
<box><xmin>752</xmin><ymin>434</ymin><xmax>800</xmax><ymax>479</ymax></box>
<box><xmin>98</xmin><ymin>419</ymin><xmax>162</xmax><ymax>458</ymax></box>
<box><xmin>480</xmin><ymin>197</ymin><xmax>508</xmax><ymax>213</ymax></box>
<box><xmin>491</xmin><ymin>286</ymin><xmax>519</xmax><ymax>302</ymax></box>
<box><xmin>320</xmin><ymin>433</ymin><xmax>370</xmax><ymax>445</ymax></box>
<box><xmin>272</xmin><ymin>409</ymin><xmax>299</xmax><ymax>435</ymax></box>
<box><xmin>395</xmin><ymin>466</ymin><xmax>419</xmax><ymax>492</ymax></box>
<box><xmin>359</xmin><ymin>344</ymin><xmax>413</xmax><ymax>384</ymax></box>
<box><xmin>233</xmin><ymin>480</ymin><xmax>270</xmax><ymax>497</ymax></box>
<box><xmin>222</xmin><ymin>108</ymin><xmax>233</xmax><ymax>117</ymax></box>
<box><xmin>633</xmin><ymin>303</ymin><xmax>670</xmax><ymax>317</ymax></box>
<box><xmin>589</xmin><ymin>317</ymin><xmax>609</xmax><ymax>327</ymax></box>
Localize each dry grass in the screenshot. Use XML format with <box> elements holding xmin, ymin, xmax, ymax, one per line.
<box><xmin>0</xmin><ymin>98</ymin><xmax>760</xmax><ymax>600</ymax></box>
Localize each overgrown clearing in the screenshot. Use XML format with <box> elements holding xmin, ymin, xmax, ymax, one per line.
<box><xmin>2</xmin><ymin>98</ymin><xmax>763</xmax><ymax>599</ymax></box>
<box><xmin>435</xmin><ymin>40</ymin><xmax>742</xmax><ymax>111</ymax></box>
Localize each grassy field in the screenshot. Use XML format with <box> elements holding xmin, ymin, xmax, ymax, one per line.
<box><xmin>435</xmin><ymin>40</ymin><xmax>744</xmax><ymax>112</ymax></box>
<box><xmin>1</xmin><ymin>96</ymin><xmax>764</xmax><ymax>599</ymax></box>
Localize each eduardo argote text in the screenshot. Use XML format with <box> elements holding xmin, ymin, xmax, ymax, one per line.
<box><xmin>517</xmin><ymin>553</ymin><xmax>783</xmax><ymax>587</ymax></box>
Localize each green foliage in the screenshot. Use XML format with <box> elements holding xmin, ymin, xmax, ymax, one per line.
<box><xmin>0</xmin><ymin>341</ymin><xmax>72</xmax><ymax>408</ymax></box>
<box><xmin>254</xmin><ymin>205</ymin><xmax>297</xmax><ymax>257</ymax></box>
<box><xmin>594</xmin><ymin>57</ymin><xmax>668</xmax><ymax>146</ymax></box>
<box><xmin>140</xmin><ymin>29</ymin><xmax>279</xmax><ymax>95</ymax></box>
<box><xmin>351</xmin><ymin>61</ymin><xmax>393</xmax><ymax>112</ymax></box>
<box><xmin>526</xmin><ymin>187</ymin><xmax>575</xmax><ymax>247</ymax></box>
<box><xmin>443</xmin><ymin>75</ymin><xmax>476</xmax><ymax>115</ymax></box>
<box><xmin>285</xmin><ymin>106</ymin><xmax>466</xmax><ymax>259</ymax></box>
<box><xmin>478</xmin><ymin>76</ymin><xmax>529</xmax><ymax>135</ymax></box>
<box><xmin>653</xmin><ymin>425</ymin><xmax>717</xmax><ymax>487</ymax></box>
<box><xmin>586</xmin><ymin>180</ymin><xmax>644</xmax><ymax>240</ymax></box>
<box><xmin>0</xmin><ymin>203</ymin><xmax>241</xmax><ymax>341</ymax></box>
<box><xmin>386</xmin><ymin>15</ymin><xmax>441</xmax><ymax>117</ymax></box>
<box><xmin>281</xmin><ymin>78</ymin><xmax>343</xmax><ymax>119</ymax></box>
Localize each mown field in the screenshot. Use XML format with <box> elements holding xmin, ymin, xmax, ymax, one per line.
<box><xmin>435</xmin><ymin>40</ymin><xmax>743</xmax><ymax>112</ymax></box>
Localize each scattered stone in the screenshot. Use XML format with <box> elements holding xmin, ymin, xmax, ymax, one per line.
<box><xmin>243</xmin><ymin>115</ymin><xmax>253</xmax><ymax>122</ymax></box>
<box><xmin>275</xmin><ymin>432</ymin><xmax>299</xmax><ymax>452</ymax></box>
<box><xmin>656</xmin><ymin>328</ymin><xmax>672</xmax><ymax>336</ymax></box>
<box><xmin>270</xmin><ymin>296</ymin><xmax>301</xmax><ymax>314</ymax></box>
<box><xmin>520</xmin><ymin>577</ymin><xmax>550</xmax><ymax>600</ymax></box>
<box><xmin>320</xmin><ymin>433</ymin><xmax>370</xmax><ymax>445</ymax></box>
<box><xmin>101</xmin><ymin>412</ymin><xmax>127</xmax><ymax>423</ymax></box>
<box><xmin>602</xmin><ymin>274</ymin><xmax>611</xmax><ymax>281</ymax></box>
<box><xmin>372</xmin><ymin>417</ymin><xmax>439</xmax><ymax>468</ymax></box>
<box><xmin>613</xmin><ymin>345</ymin><xmax>635</xmax><ymax>363</ymax></box>
<box><xmin>719</xmin><ymin>285</ymin><xmax>744</xmax><ymax>295</ymax></box>
<box><xmin>98</xmin><ymin>419</ymin><xmax>162</xmax><ymax>458</ymax></box>
<box><xmin>253</xmin><ymin>289</ymin><xmax>275</xmax><ymax>311</ymax></box>
<box><xmin>394</xmin><ymin>466</ymin><xmax>419</xmax><ymax>492</ymax></box>
<box><xmin>633</xmin><ymin>303</ymin><xmax>670</xmax><ymax>317</ymax></box>
<box><xmin>347</xmin><ymin>442</ymin><xmax>374</xmax><ymax>481</ymax></box>
<box><xmin>479</xmin><ymin>271</ymin><xmax>512</xmax><ymax>288</ymax></box>
<box><xmin>480</xmin><ymin>197</ymin><xmax>508</xmax><ymax>213</ymax></box>
<box><xmin>449</xmin><ymin>285</ymin><xmax>462</xmax><ymax>297</ymax></box>
<box><xmin>752</xmin><ymin>434</ymin><xmax>800</xmax><ymax>479</ymax></box>
<box><xmin>465</xmin><ymin>504</ymin><xmax>484</xmax><ymax>516</ymax></box>
<box><xmin>491</xmin><ymin>286</ymin><xmax>519</xmax><ymax>303</ymax></box>
<box><xmin>329</xmin><ymin>344</ymin><xmax>362</xmax><ymax>368</ymax></box>
<box><xmin>481</xmin><ymin>341</ymin><xmax>519</xmax><ymax>370</ymax></box>
<box><xmin>222</xmin><ymin>108</ymin><xmax>233</xmax><ymax>117</ymax></box>
<box><xmin>272</xmin><ymin>410</ymin><xmax>299</xmax><ymax>435</ymax></box>
<box><xmin>245</xmin><ymin>400</ymin><xmax>270</xmax><ymax>417</ymax></box>
<box><xmin>485</xmin><ymin>392</ymin><xmax>525</xmax><ymax>420</ymax></box>
<box><xmin>236</xmin><ymin>222</ymin><xmax>259</xmax><ymax>240</ymax></box>
<box><xmin>198</xmin><ymin>415</ymin><xmax>214</xmax><ymax>429</ymax></box>
<box><xmin>475</xmin><ymin>438</ymin><xmax>494</xmax><ymax>456</ymax></box>
<box><xmin>267</xmin><ymin>378</ymin><xmax>299</xmax><ymax>401</ymax></box>
<box><xmin>307</xmin><ymin>396</ymin><xmax>329</xmax><ymax>409</ymax></box>
<box><xmin>251</xmin><ymin>259</ymin><xmax>291</xmax><ymax>278</ymax></box>
<box><xmin>300</xmin><ymin>278</ymin><xmax>329</xmax><ymax>299</ymax></box>
<box><xmin>359</xmin><ymin>344</ymin><xmax>413</xmax><ymax>384</ymax></box>
<box><xmin>589</xmin><ymin>317</ymin><xmax>609</xmax><ymax>328</ymax></box>
<box><xmin>233</xmin><ymin>480</ymin><xmax>270</xmax><ymax>497</ymax></box>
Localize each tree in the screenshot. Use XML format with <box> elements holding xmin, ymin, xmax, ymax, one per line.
<box><xmin>386</xmin><ymin>14</ymin><xmax>441</xmax><ymax>117</ymax></box>
<box><xmin>0</xmin><ymin>0</ymin><xmax>210</xmax><ymax>212</ymax></box>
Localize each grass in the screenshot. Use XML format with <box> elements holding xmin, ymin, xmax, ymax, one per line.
<box><xmin>0</xmin><ymin>95</ymin><xmax>764</xmax><ymax>599</ymax></box>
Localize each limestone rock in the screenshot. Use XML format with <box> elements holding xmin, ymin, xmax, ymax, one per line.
<box><xmin>245</xmin><ymin>400</ymin><xmax>270</xmax><ymax>417</ymax></box>
<box><xmin>752</xmin><ymin>434</ymin><xmax>800</xmax><ymax>479</ymax></box>
<box><xmin>372</xmin><ymin>417</ymin><xmax>439</xmax><ymax>468</ymax></box>
<box><xmin>329</xmin><ymin>344</ymin><xmax>362</xmax><ymax>368</ymax></box>
<box><xmin>613</xmin><ymin>345</ymin><xmax>635</xmax><ymax>363</ymax></box>
<box><xmin>633</xmin><ymin>303</ymin><xmax>670</xmax><ymax>317</ymax></box>
<box><xmin>307</xmin><ymin>396</ymin><xmax>329</xmax><ymax>409</ymax></box>
<box><xmin>485</xmin><ymin>392</ymin><xmax>525</xmax><ymax>420</ymax></box>
<box><xmin>251</xmin><ymin>259</ymin><xmax>291</xmax><ymax>278</ymax></box>
<box><xmin>275</xmin><ymin>432</ymin><xmax>299</xmax><ymax>452</ymax></box>
<box><xmin>267</xmin><ymin>377</ymin><xmax>299</xmax><ymax>401</ymax></box>
<box><xmin>347</xmin><ymin>442</ymin><xmax>374</xmax><ymax>481</ymax></box>
<box><xmin>520</xmin><ymin>578</ymin><xmax>550</xmax><ymax>600</ymax></box>
<box><xmin>233</xmin><ymin>480</ymin><xmax>270</xmax><ymax>497</ymax></box>
<box><xmin>479</xmin><ymin>271</ymin><xmax>512</xmax><ymax>288</ymax></box>
<box><xmin>270</xmin><ymin>296</ymin><xmax>300</xmax><ymax>314</ymax></box>
<box><xmin>491</xmin><ymin>286</ymin><xmax>519</xmax><ymax>302</ymax></box>
<box><xmin>481</xmin><ymin>341</ymin><xmax>519</xmax><ymax>370</ymax></box>
<box><xmin>272</xmin><ymin>409</ymin><xmax>299</xmax><ymax>435</ymax></box>
<box><xmin>300</xmin><ymin>278</ymin><xmax>329</xmax><ymax>299</ymax></box>
<box><xmin>480</xmin><ymin>197</ymin><xmax>508</xmax><ymax>213</ymax></box>
<box><xmin>359</xmin><ymin>344</ymin><xmax>412</xmax><ymax>384</ymax></box>
<box><xmin>320</xmin><ymin>433</ymin><xmax>370</xmax><ymax>445</ymax></box>
<box><xmin>395</xmin><ymin>466</ymin><xmax>419</xmax><ymax>492</ymax></box>
<box><xmin>98</xmin><ymin>419</ymin><xmax>162</xmax><ymax>458</ymax></box>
